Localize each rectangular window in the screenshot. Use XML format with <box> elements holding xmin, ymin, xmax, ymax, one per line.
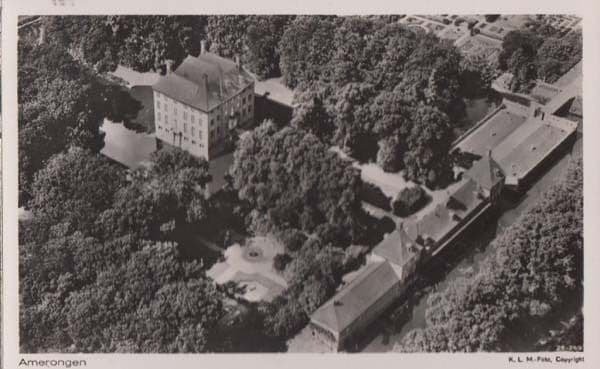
<box><xmin>199</xmin><ymin>130</ymin><xmax>203</xmax><ymax>139</ymax></box>
<box><xmin>156</xmin><ymin>101</ymin><xmax>161</xmax><ymax>110</ymax></box>
<box><xmin>157</xmin><ymin>113</ymin><xmax>161</xmax><ymax>122</ymax></box>
<box><xmin>191</xmin><ymin>126</ymin><xmax>195</xmax><ymax>137</ymax></box>
<box><xmin>191</xmin><ymin>115</ymin><xmax>195</xmax><ymax>123</ymax></box>
<box><xmin>183</xmin><ymin>111</ymin><xmax>188</xmax><ymax>120</ymax></box>
<box><xmin>184</xmin><ymin>123</ymin><xmax>188</xmax><ymax>133</ymax></box>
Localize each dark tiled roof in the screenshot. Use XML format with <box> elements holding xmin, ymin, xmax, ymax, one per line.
<box><xmin>372</xmin><ymin>227</ymin><xmax>420</xmax><ymax>268</ymax></box>
<box><xmin>465</xmin><ymin>154</ymin><xmax>504</xmax><ymax>191</ymax></box>
<box><xmin>447</xmin><ymin>178</ymin><xmax>484</xmax><ymax>217</ymax></box>
<box><xmin>311</xmin><ymin>261</ymin><xmax>402</xmax><ymax>334</ymax></box>
<box><xmin>152</xmin><ymin>53</ymin><xmax>254</xmax><ymax>112</ymax></box>
<box><xmin>406</xmin><ymin>177</ymin><xmax>489</xmax><ymax>245</ymax></box>
<box><xmin>410</xmin><ymin>203</ymin><xmax>453</xmax><ymax>244</ymax></box>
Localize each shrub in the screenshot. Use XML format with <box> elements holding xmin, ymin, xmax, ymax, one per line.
<box><xmin>453</xmin><ymin>149</ymin><xmax>480</xmax><ymax>170</ymax></box>
<box><xmin>278</xmin><ymin>228</ymin><xmax>308</xmax><ymax>253</ymax></box>
<box><xmin>361</xmin><ymin>182</ymin><xmax>392</xmax><ymax>211</ymax></box>
<box><xmin>376</xmin><ymin>136</ymin><xmax>402</xmax><ymax>173</ymax></box>
<box><xmin>392</xmin><ymin>186</ymin><xmax>429</xmax><ymax>217</ymax></box>
<box><xmin>442</xmin><ymin>18</ymin><xmax>451</xmax><ymax>25</ymax></box>
<box><xmin>273</xmin><ymin>253</ymin><xmax>292</xmax><ymax>271</ymax></box>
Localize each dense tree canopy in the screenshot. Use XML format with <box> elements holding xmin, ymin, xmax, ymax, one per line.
<box><xmin>396</xmin><ymin>156</ymin><xmax>583</xmax><ymax>352</ymax></box>
<box><xmin>287</xmin><ymin>18</ymin><xmax>463</xmax><ymax>187</ymax></box>
<box><xmin>43</xmin><ymin>16</ymin><xmax>207</xmax><ymax>73</ymax></box>
<box><xmin>29</xmin><ymin>146</ymin><xmax>124</xmax><ymax>234</ymax></box>
<box><xmin>261</xmin><ymin>238</ymin><xmax>347</xmax><ymax>340</ymax></box>
<box><xmin>18</xmin><ymin>41</ymin><xmax>108</xmax><ymax>204</ymax></box>
<box><xmin>244</xmin><ymin>16</ymin><xmax>294</xmax><ymax>79</ymax></box>
<box><xmin>230</xmin><ymin>121</ymin><xmax>368</xmax><ymax>246</ymax></box>
<box><xmin>205</xmin><ymin>15</ymin><xmax>294</xmax><ymax>79</ymax></box>
<box><xmin>279</xmin><ymin>16</ymin><xmax>338</xmax><ymax>88</ymax></box>
<box><xmin>206</xmin><ymin>16</ymin><xmax>249</xmax><ymax>60</ymax></box>
<box><xmin>498</xmin><ymin>27</ymin><xmax>582</xmax><ymax>92</ymax></box>
<box><xmin>97</xmin><ymin>149</ymin><xmax>212</xmax><ymax>241</ymax></box>
<box><xmin>20</xmin><ymin>148</ymin><xmax>226</xmax><ymax>353</ymax></box>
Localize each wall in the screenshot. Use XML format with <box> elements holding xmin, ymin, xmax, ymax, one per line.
<box><xmin>153</xmin><ymin>90</ymin><xmax>212</xmax><ymax>160</ymax></box>
<box><xmin>339</xmin><ymin>279</ymin><xmax>406</xmax><ymax>350</ymax></box>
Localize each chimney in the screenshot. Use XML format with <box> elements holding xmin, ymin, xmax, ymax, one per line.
<box><xmin>165</xmin><ymin>60</ymin><xmax>174</xmax><ymax>75</ymax></box>
<box><xmin>203</xmin><ymin>74</ymin><xmax>210</xmax><ymax>110</ymax></box>
<box><xmin>200</xmin><ymin>40</ymin><xmax>207</xmax><ymax>55</ymax></box>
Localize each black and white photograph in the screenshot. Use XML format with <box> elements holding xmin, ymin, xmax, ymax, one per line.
<box><xmin>2</xmin><ymin>0</ymin><xmax>599</xmax><ymax>367</ymax></box>
<box><xmin>13</xmin><ymin>12</ymin><xmax>585</xmax><ymax>355</ymax></box>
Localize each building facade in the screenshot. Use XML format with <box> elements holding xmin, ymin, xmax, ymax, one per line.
<box><xmin>309</xmin><ymin>154</ymin><xmax>505</xmax><ymax>351</ymax></box>
<box><xmin>152</xmin><ymin>51</ymin><xmax>255</xmax><ymax>160</ymax></box>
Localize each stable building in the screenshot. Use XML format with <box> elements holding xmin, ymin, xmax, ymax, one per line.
<box><xmin>309</xmin><ymin>153</ymin><xmax>505</xmax><ymax>351</ymax></box>
<box><xmin>310</xmin><ymin>227</ymin><xmax>422</xmax><ymax>351</ymax></box>
<box><xmin>152</xmin><ymin>49</ymin><xmax>255</xmax><ymax>160</ymax></box>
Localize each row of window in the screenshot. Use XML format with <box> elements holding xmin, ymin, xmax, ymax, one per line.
<box><xmin>156</xmin><ymin>92</ymin><xmax>252</xmax><ymax>137</ymax></box>
<box><xmin>157</xmin><ymin>114</ymin><xmax>229</xmax><ymax>141</ymax></box>
<box><xmin>157</xmin><ymin>125</ymin><xmax>205</xmax><ymax>148</ymax></box>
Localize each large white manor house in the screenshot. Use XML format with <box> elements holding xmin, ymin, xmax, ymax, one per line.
<box><xmin>152</xmin><ymin>45</ymin><xmax>255</xmax><ymax>160</ymax></box>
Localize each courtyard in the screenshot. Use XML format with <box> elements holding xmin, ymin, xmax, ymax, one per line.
<box><xmin>207</xmin><ymin>236</ymin><xmax>288</xmax><ymax>302</ymax></box>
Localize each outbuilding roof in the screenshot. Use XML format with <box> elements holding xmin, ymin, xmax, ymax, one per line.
<box><xmin>372</xmin><ymin>227</ymin><xmax>420</xmax><ymax>269</ymax></box>
<box><xmin>310</xmin><ymin>261</ymin><xmax>403</xmax><ymax>335</ymax></box>
<box><xmin>465</xmin><ymin>154</ymin><xmax>504</xmax><ymax>191</ymax></box>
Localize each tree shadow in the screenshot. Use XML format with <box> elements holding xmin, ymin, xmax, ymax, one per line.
<box><xmin>255</xmin><ymin>93</ymin><xmax>293</xmax><ymax>128</ymax></box>
<box><xmin>101</xmin><ymin>84</ymin><xmax>154</xmax><ymax>134</ymax></box>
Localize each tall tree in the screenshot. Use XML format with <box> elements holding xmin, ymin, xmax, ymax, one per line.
<box><xmin>98</xmin><ymin>148</ymin><xmax>212</xmax><ymax>241</ymax></box>
<box><xmin>396</xmin><ymin>157</ymin><xmax>583</xmax><ymax>352</ymax></box>
<box><xmin>206</xmin><ymin>15</ymin><xmax>249</xmax><ymax>60</ymax></box>
<box><xmin>230</xmin><ymin>121</ymin><xmax>367</xmax><ymax>246</ymax></box>
<box><xmin>29</xmin><ymin>147</ymin><xmax>124</xmax><ymax>234</ymax></box>
<box><xmin>19</xmin><ymin>42</ymin><xmax>108</xmax><ymax>204</ymax></box>
<box><xmin>278</xmin><ymin>16</ymin><xmax>338</xmax><ymax>88</ymax></box>
<box><xmin>43</xmin><ymin>16</ymin><xmax>207</xmax><ymax>73</ymax></box>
